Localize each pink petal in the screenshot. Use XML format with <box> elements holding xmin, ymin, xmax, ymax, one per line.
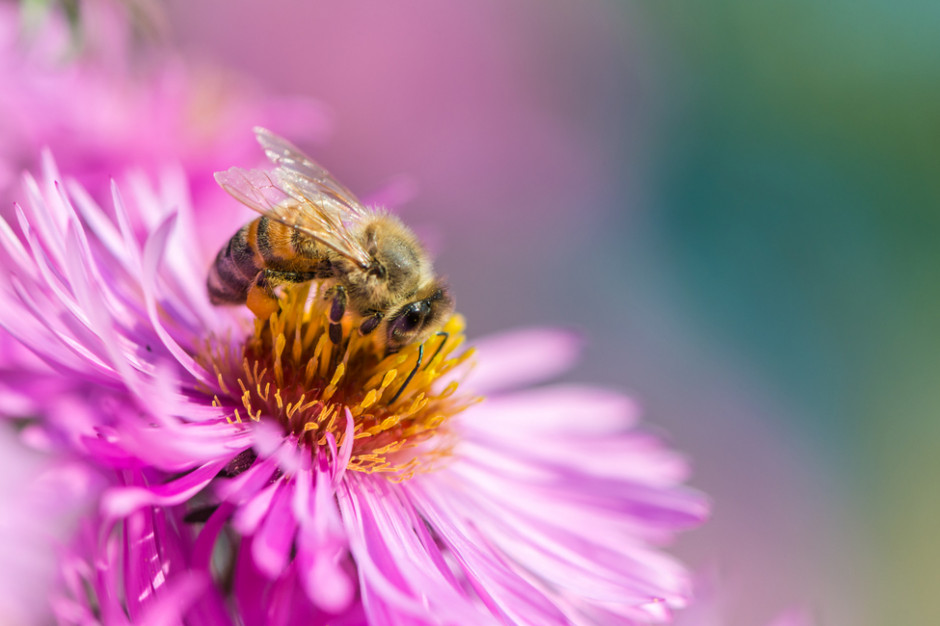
<box><xmin>215</xmin><ymin>455</ymin><xmax>278</xmax><ymax>504</ymax></box>
<box><xmin>140</xmin><ymin>210</ymin><xmax>212</xmax><ymax>387</ymax></box>
<box><xmin>251</xmin><ymin>481</ymin><xmax>297</xmax><ymax>579</ymax></box>
<box><xmin>233</xmin><ymin>481</ymin><xmax>280</xmax><ymax>536</ymax></box>
<box><xmin>460</xmin><ymin>327</ymin><xmax>583</xmax><ymax>394</ymax></box>
<box><xmin>405</xmin><ymin>480</ymin><xmax>571</xmax><ymax>624</ymax></box>
<box><xmin>460</xmin><ymin>384</ymin><xmax>641</xmax><ymax>435</ymax></box>
<box><xmin>337</xmin><ymin>474</ymin><xmax>489</xmax><ymax>625</ymax></box>
<box><xmin>294</xmin><ymin>462</ymin><xmax>354</xmax><ymax>613</ymax></box>
<box><xmin>101</xmin><ymin>458</ymin><xmax>229</xmax><ymax>518</ymax></box>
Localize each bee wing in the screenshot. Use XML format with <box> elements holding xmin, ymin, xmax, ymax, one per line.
<box><xmin>253</xmin><ymin>127</ymin><xmax>370</xmax><ymax>219</ymax></box>
<box><xmin>214</xmin><ymin>130</ymin><xmax>374</xmax><ymax>269</ymax></box>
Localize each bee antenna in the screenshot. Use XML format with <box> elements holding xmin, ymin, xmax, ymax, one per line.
<box><xmin>422</xmin><ymin>331</ymin><xmax>449</xmax><ymax>371</ymax></box>
<box><xmin>389</xmin><ymin>343</ymin><xmax>423</xmax><ymax>404</ymax></box>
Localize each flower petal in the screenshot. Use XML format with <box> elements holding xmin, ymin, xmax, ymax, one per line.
<box><xmin>460</xmin><ymin>327</ymin><xmax>582</xmax><ymax>395</ymax></box>
<box><xmin>338</xmin><ymin>474</ymin><xmax>492</xmax><ymax>625</ymax></box>
<box><xmin>251</xmin><ymin>481</ymin><xmax>297</xmax><ymax>579</ymax></box>
<box><xmin>102</xmin><ymin>458</ymin><xmax>230</xmax><ymax>518</ymax></box>
<box><xmin>293</xmin><ymin>458</ymin><xmax>355</xmax><ymax>613</ymax></box>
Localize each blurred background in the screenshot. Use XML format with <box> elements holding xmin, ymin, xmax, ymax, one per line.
<box><xmin>163</xmin><ymin>1</ymin><xmax>940</xmax><ymax>624</ymax></box>
<box><xmin>7</xmin><ymin>0</ymin><xmax>940</xmax><ymax>624</ymax></box>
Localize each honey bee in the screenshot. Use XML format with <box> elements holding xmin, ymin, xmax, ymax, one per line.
<box><xmin>207</xmin><ymin>127</ymin><xmax>454</xmax><ymax>353</ymax></box>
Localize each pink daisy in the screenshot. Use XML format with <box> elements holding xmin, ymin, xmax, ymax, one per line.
<box><xmin>0</xmin><ymin>141</ymin><xmax>707</xmax><ymax>624</ymax></box>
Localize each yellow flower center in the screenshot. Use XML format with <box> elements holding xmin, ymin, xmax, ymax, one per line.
<box><xmin>200</xmin><ymin>284</ymin><xmax>476</xmax><ymax>480</ymax></box>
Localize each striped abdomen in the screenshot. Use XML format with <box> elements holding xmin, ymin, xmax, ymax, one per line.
<box><xmin>207</xmin><ymin>221</ymin><xmax>260</xmax><ymax>304</ymax></box>
<box><xmin>207</xmin><ymin>216</ymin><xmax>328</xmax><ymax>305</ymax></box>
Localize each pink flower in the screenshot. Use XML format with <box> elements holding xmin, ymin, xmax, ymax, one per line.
<box><xmin>0</xmin><ymin>143</ymin><xmax>707</xmax><ymax>624</ymax></box>
<box><xmin>0</xmin><ymin>424</ymin><xmax>103</xmax><ymax>625</ymax></box>
<box><xmin>0</xmin><ymin>2</ymin><xmax>328</xmax><ymax>210</ymax></box>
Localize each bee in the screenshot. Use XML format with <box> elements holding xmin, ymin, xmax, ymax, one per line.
<box><xmin>207</xmin><ymin>127</ymin><xmax>454</xmax><ymax>354</ymax></box>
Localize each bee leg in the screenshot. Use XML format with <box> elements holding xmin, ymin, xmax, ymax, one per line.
<box><xmin>266</xmin><ymin>269</ymin><xmax>318</xmax><ymax>284</ymax></box>
<box><xmin>246</xmin><ymin>270</ymin><xmax>316</xmax><ymax>320</ymax></box>
<box><xmin>328</xmin><ymin>285</ymin><xmax>347</xmax><ymax>345</ymax></box>
<box><xmin>423</xmin><ymin>331</ymin><xmax>449</xmax><ymax>370</ymax></box>
<box><xmin>246</xmin><ymin>272</ymin><xmax>280</xmax><ymax>320</ymax></box>
<box><xmin>389</xmin><ymin>343</ymin><xmax>423</xmax><ymax>404</ymax></box>
<box><xmin>359</xmin><ymin>314</ymin><xmax>383</xmax><ymax>336</ymax></box>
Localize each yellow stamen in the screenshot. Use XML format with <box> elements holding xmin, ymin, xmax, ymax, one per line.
<box><xmin>199</xmin><ymin>285</ymin><xmax>476</xmax><ymax>478</ymax></box>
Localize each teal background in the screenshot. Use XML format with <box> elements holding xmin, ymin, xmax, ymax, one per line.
<box><xmin>642</xmin><ymin>3</ymin><xmax>940</xmax><ymax>625</ymax></box>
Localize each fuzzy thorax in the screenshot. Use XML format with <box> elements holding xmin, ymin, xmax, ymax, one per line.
<box><xmin>201</xmin><ymin>283</ymin><xmax>476</xmax><ymax>479</ymax></box>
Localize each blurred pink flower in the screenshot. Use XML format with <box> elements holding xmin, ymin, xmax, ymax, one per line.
<box><xmin>0</xmin><ymin>2</ymin><xmax>328</xmax><ymax>211</ymax></box>
<box><xmin>0</xmin><ymin>146</ymin><xmax>707</xmax><ymax>624</ymax></box>
<box><xmin>0</xmin><ymin>424</ymin><xmax>102</xmax><ymax>625</ymax></box>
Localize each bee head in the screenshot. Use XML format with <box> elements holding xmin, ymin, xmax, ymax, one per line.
<box><xmin>385</xmin><ymin>283</ymin><xmax>454</xmax><ymax>351</ymax></box>
<box><xmin>359</xmin><ymin>216</ymin><xmax>428</xmax><ymax>298</ymax></box>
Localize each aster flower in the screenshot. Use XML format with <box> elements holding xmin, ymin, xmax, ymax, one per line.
<box><xmin>0</xmin><ymin>149</ymin><xmax>707</xmax><ymax>624</ymax></box>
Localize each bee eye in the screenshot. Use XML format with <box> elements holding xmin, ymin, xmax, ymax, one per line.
<box><xmin>389</xmin><ymin>301</ymin><xmax>431</xmax><ymax>344</ymax></box>
<box><xmin>404</xmin><ymin>309</ymin><xmax>422</xmax><ymax>329</ymax></box>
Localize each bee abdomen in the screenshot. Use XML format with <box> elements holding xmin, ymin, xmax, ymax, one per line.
<box><xmin>207</xmin><ymin>225</ymin><xmax>260</xmax><ymax>304</ymax></box>
<box><xmin>257</xmin><ymin>216</ymin><xmax>306</xmax><ymax>264</ymax></box>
